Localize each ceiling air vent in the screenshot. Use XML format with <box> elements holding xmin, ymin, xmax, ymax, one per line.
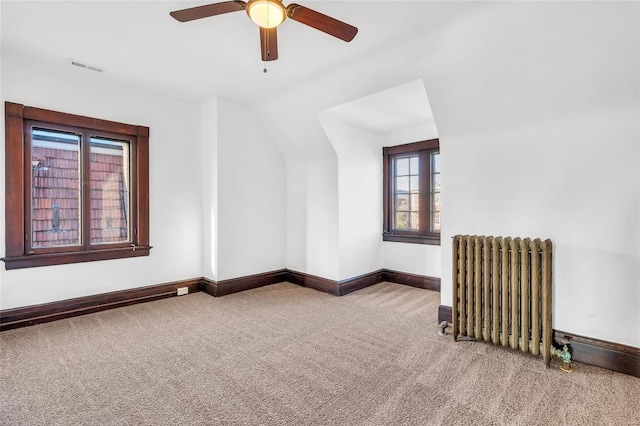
<box><xmin>69</xmin><ymin>59</ymin><xmax>104</xmax><ymax>73</ymax></box>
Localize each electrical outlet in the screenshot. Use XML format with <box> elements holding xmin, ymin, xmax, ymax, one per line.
<box><xmin>177</xmin><ymin>287</ymin><xmax>188</xmax><ymax>296</ymax></box>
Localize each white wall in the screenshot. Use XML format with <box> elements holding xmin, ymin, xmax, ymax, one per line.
<box><xmin>283</xmin><ymin>157</ymin><xmax>340</xmax><ymax>280</ymax></box>
<box><xmin>317</xmin><ymin>112</ymin><xmax>442</xmax><ymax>281</ymax></box>
<box><xmin>0</xmin><ymin>56</ymin><xmax>287</xmax><ymax>306</ymax></box>
<box><xmin>200</xmin><ymin>97</ymin><xmax>218</xmax><ymax>280</ymax></box>
<box><xmin>441</xmin><ymin>106</ymin><xmax>640</xmax><ymax>346</ymax></box>
<box><xmin>215</xmin><ymin>97</ymin><xmax>286</xmax><ymax>280</ymax></box>
<box><xmin>284</xmin><ymin>159</ymin><xmax>307</xmax><ymax>273</ymax></box>
<box><xmin>318</xmin><ymin>114</ymin><xmax>384</xmax><ymax>280</ymax></box>
<box><xmin>319</xmin><ymin>81</ymin><xmax>442</xmax><ymax>281</ymax></box>
<box><xmin>430</xmin><ymin>2</ymin><xmax>640</xmax><ymax>347</ymax></box>
<box><xmin>304</xmin><ymin>157</ymin><xmax>340</xmax><ymax>280</ymax></box>
<box><xmin>272</xmin><ymin>157</ymin><xmax>340</xmax><ymax>280</ymax></box>
<box><xmin>256</xmin><ymin>93</ymin><xmax>341</xmax><ymax>280</ymax></box>
<box><xmin>0</xmin><ymin>52</ymin><xmax>203</xmax><ymax>309</ymax></box>
<box><xmin>256</xmin><ymin>2</ymin><xmax>640</xmax><ymax>347</ymax></box>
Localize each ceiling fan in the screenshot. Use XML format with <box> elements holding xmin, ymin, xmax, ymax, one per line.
<box><xmin>170</xmin><ymin>0</ymin><xmax>358</xmax><ymax>62</ymax></box>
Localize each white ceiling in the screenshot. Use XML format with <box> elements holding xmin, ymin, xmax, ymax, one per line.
<box><xmin>1</xmin><ymin>1</ymin><xmax>480</xmax><ymax>107</ymax></box>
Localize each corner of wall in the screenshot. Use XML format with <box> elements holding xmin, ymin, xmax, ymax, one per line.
<box><xmin>200</xmin><ymin>96</ymin><xmax>218</xmax><ymax>280</ymax></box>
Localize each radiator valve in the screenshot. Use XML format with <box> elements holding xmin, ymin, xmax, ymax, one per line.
<box><xmin>552</xmin><ymin>344</ymin><xmax>573</xmax><ymax>373</ymax></box>
<box><xmin>438</xmin><ymin>321</ymin><xmax>448</xmax><ymax>336</ymax></box>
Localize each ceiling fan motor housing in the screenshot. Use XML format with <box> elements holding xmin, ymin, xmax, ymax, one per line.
<box><xmin>246</xmin><ymin>0</ymin><xmax>286</xmax><ymax>28</ymax></box>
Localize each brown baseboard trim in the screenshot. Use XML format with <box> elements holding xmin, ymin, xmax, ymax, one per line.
<box><xmin>0</xmin><ymin>278</ymin><xmax>202</xmax><ymax>331</ymax></box>
<box><xmin>384</xmin><ymin>269</ymin><xmax>440</xmax><ymax>291</ymax></box>
<box><xmin>0</xmin><ymin>269</ymin><xmax>440</xmax><ymax>331</ymax></box>
<box><xmin>437</xmin><ymin>305</ymin><xmax>639</xmax><ymax>378</ymax></box>
<box><xmin>200</xmin><ymin>277</ymin><xmax>216</xmax><ymax>297</ymax></box>
<box><xmin>340</xmin><ymin>270</ymin><xmax>386</xmax><ymax>296</ymax></box>
<box><xmin>287</xmin><ymin>269</ymin><xmax>440</xmax><ymax>297</ymax></box>
<box><xmin>201</xmin><ymin>269</ymin><xmax>288</xmax><ymax>297</ymax></box>
<box><xmin>287</xmin><ymin>270</ymin><xmax>339</xmax><ymax>295</ymax></box>
<box><xmin>438</xmin><ymin>305</ymin><xmax>452</xmax><ymax>324</ymax></box>
<box><xmin>554</xmin><ymin>330</ymin><xmax>640</xmax><ymax>378</ymax></box>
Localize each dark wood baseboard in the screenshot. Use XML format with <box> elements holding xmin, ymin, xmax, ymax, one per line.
<box><xmin>437</xmin><ymin>305</ymin><xmax>640</xmax><ymax>378</ymax></box>
<box><xmin>1</xmin><ymin>269</ymin><xmax>289</xmax><ymax>331</ymax></box>
<box><xmin>286</xmin><ymin>270</ymin><xmax>339</xmax><ymax>295</ymax></box>
<box><xmin>554</xmin><ymin>330</ymin><xmax>640</xmax><ymax>378</ymax></box>
<box><xmin>286</xmin><ymin>269</ymin><xmax>388</xmax><ymax>297</ymax></box>
<box><xmin>384</xmin><ymin>269</ymin><xmax>440</xmax><ymax>291</ymax></box>
<box><xmin>0</xmin><ymin>268</ymin><xmax>439</xmax><ymax>331</ymax></box>
<box><xmin>438</xmin><ymin>305</ymin><xmax>452</xmax><ymax>324</ymax></box>
<box><xmin>201</xmin><ymin>269</ymin><xmax>288</xmax><ymax>297</ymax></box>
<box><xmin>340</xmin><ymin>270</ymin><xmax>386</xmax><ymax>296</ymax></box>
<box><xmin>287</xmin><ymin>269</ymin><xmax>439</xmax><ymax>297</ymax></box>
<box><xmin>0</xmin><ymin>278</ymin><xmax>202</xmax><ymax>331</ymax></box>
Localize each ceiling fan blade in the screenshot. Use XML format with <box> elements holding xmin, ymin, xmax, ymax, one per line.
<box><xmin>260</xmin><ymin>27</ymin><xmax>279</xmax><ymax>61</ymax></box>
<box><xmin>286</xmin><ymin>4</ymin><xmax>357</xmax><ymax>42</ymax></box>
<box><xmin>170</xmin><ymin>1</ymin><xmax>247</xmax><ymax>22</ymax></box>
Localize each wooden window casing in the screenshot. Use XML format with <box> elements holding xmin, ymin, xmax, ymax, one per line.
<box><xmin>383</xmin><ymin>139</ymin><xmax>440</xmax><ymax>245</ymax></box>
<box><xmin>3</xmin><ymin>102</ymin><xmax>150</xmax><ymax>269</ymax></box>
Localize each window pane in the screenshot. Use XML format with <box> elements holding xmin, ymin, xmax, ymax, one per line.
<box><xmin>396</xmin><ymin>194</ymin><xmax>410</xmax><ymax>211</ymax></box>
<box><xmin>410</xmin><ymin>156</ymin><xmax>419</xmax><ymax>174</ymax></box>
<box><xmin>395</xmin><ymin>176</ymin><xmax>409</xmax><ymax>193</ymax></box>
<box><xmin>433</xmin><ymin>192</ymin><xmax>441</xmax><ymax>212</ymax></box>
<box><xmin>410</xmin><ymin>193</ymin><xmax>420</xmax><ymax>211</ymax></box>
<box><xmin>90</xmin><ymin>137</ymin><xmax>131</xmax><ymax>244</ymax></box>
<box><xmin>31</xmin><ymin>129</ymin><xmax>81</xmax><ymax>248</ymax></box>
<box><xmin>433</xmin><ymin>153</ymin><xmax>441</xmax><ymax>173</ymax></box>
<box><xmin>410</xmin><ymin>212</ymin><xmax>419</xmax><ymax>230</ymax></box>
<box><xmin>432</xmin><ymin>211</ymin><xmax>441</xmax><ymax>231</ymax></box>
<box><xmin>431</xmin><ymin>152</ymin><xmax>441</xmax><ymax>233</ymax></box>
<box><xmin>410</xmin><ymin>175</ymin><xmax>419</xmax><ymax>192</ymax></box>
<box><xmin>395</xmin><ymin>157</ymin><xmax>409</xmax><ymax>176</ymax></box>
<box><xmin>433</xmin><ymin>173</ymin><xmax>441</xmax><ymax>192</ymax></box>
<box><xmin>395</xmin><ymin>212</ymin><xmax>410</xmax><ymax>230</ymax></box>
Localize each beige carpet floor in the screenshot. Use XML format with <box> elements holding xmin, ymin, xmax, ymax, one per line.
<box><xmin>1</xmin><ymin>282</ymin><xmax>638</xmax><ymax>425</ymax></box>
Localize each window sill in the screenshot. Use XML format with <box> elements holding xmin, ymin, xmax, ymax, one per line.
<box><xmin>383</xmin><ymin>233</ymin><xmax>441</xmax><ymax>245</ymax></box>
<box><xmin>2</xmin><ymin>246</ymin><xmax>152</xmax><ymax>270</ymax></box>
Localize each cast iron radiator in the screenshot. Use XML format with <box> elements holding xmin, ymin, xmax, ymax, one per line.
<box><xmin>452</xmin><ymin>235</ymin><xmax>553</xmax><ymax>366</ymax></box>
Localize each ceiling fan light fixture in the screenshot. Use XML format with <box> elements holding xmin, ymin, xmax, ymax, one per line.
<box><xmin>170</xmin><ymin>1</ymin><xmax>359</xmax><ymax>62</ymax></box>
<box><xmin>246</xmin><ymin>0</ymin><xmax>286</xmax><ymax>29</ymax></box>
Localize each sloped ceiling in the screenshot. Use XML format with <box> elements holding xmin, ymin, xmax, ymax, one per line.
<box><xmin>321</xmin><ymin>79</ymin><xmax>437</xmax><ymax>134</ymax></box>
<box><xmin>1</xmin><ymin>1</ymin><xmax>486</xmax><ymax>105</ymax></box>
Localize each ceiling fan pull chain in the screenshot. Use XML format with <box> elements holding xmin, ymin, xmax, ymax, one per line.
<box><xmin>264</xmin><ymin>1</ymin><xmax>270</xmax><ymax>72</ymax></box>
<box><xmin>263</xmin><ymin>20</ymin><xmax>268</xmax><ymax>73</ymax></box>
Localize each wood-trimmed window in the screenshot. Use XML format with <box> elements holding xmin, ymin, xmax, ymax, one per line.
<box><xmin>383</xmin><ymin>139</ymin><xmax>440</xmax><ymax>245</ymax></box>
<box><xmin>2</xmin><ymin>102</ymin><xmax>150</xmax><ymax>270</ymax></box>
